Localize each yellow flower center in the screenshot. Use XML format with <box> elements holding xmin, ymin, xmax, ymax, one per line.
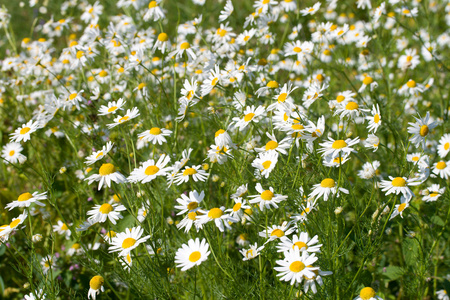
<box><xmin>180</xmin><ymin>42</ymin><xmax>190</xmax><ymax>50</ymax></box>
<box><xmin>363</xmin><ymin>76</ymin><xmax>373</xmax><ymax>85</ymax></box>
<box><xmin>76</xmin><ymin>50</ymin><xmax>84</xmax><ymax>59</ymax></box>
<box><xmin>149</xmin><ymin>127</ymin><xmax>162</xmax><ymax>135</ymax></box>
<box><xmin>262</xmin><ymin>161</ymin><xmax>271</xmax><ymax>170</ymax></box>
<box><xmin>187</xmin><ymin>202</ymin><xmax>198</xmax><ymax>210</ymax></box>
<box><xmin>291</xmin><ymin>124</ymin><xmax>304</xmax><ymax>131</ymax></box>
<box><xmin>10</xmin><ymin>219</ymin><xmax>21</xmax><ymax>228</ymax></box>
<box><xmin>244</xmin><ymin>113</ymin><xmax>255</xmax><ymax>122</ymax></box>
<box><xmin>332</xmin><ymin>140</ymin><xmax>347</xmax><ymax>149</ymax></box>
<box><xmin>429</xmin><ymin>192</ymin><xmax>439</xmax><ymax>198</ymax></box>
<box><xmin>208</xmin><ymin>208</ymin><xmax>223</xmax><ymax>219</ymax></box>
<box><xmin>293</xmin><ymin>241</ymin><xmax>308</xmax><ymax>250</ymax></box>
<box><xmin>271</xmin><ymin>229</ymin><xmax>284</xmax><ymax>237</ymax></box>
<box><xmin>99</xmin><ymin>163</ymin><xmax>116</xmax><ymax>176</ymax></box>
<box><xmin>398</xmin><ymin>203</ymin><xmax>407</xmax><ymax>212</ymax></box>
<box><xmin>265</xmin><ymin>140</ymin><xmax>278</xmax><ymax>150</ymax></box>
<box><xmin>289</xmin><ymin>261</ymin><xmax>306</xmax><ymax>273</ymax></box>
<box><xmin>99</xmin><ymin>203</ymin><xmax>114</xmax><ymax>214</ymax></box>
<box><xmin>360</xmin><ymin>287</ymin><xmax>376</xmax><ymax>300</ymax></box>
<box><xmin>391</xmin><ymin>177</ymin><xmax>406</xmax><ymax>187</ymax></box>
<box><xmin>183</xmin><ymin>168</ymin><xmax>197</xmax><ymax>176</ymax></box>
<box><xmin>122</xmin><ymin>237</ymin><xmax>136</xmax><ymax>249</ymax></box>
<box><xmin>138</xmin><ymin>83</ymin><xmax>146</xmax><ymax>90</ymax></box>
<box><xmin>233</xmin><ymin>203</ymin><xmax>242</xmax><ymax>211</ymax></box>
<box><xmin>189</xmin><ymin>251</ymin><xmax>201</xmax><ymax>262</ymax></box>
<box><xmin>406</xmin><ymin>55</ymin><xmax>413</xmax><ymax>62</ymax></box>
<box><xmin>158</xmin><ymin>33</ymin><xmax>168</xmax><ymax>42</ymax></box>
<box><xmin>215</xmin><ymin>129</ymin><xmax>225</xmax><ymax>137</ymax></box>
<box><xmin>436</xmin><ymin>161</ymin><xmax>447</xmax><ymax>170</ymax></box>
<box><xmin>18</xmin><ymin>192</ymin><xmax>33</xmax><ymax>202</ymax></box>
<box><xmin>89</xmin><ymin>276</ymin><xmax>104</xmax><ymax>290</ymax></box>
<box><xmin>99</xmin><ymin>70</ymin><xmax>108</xmax><ymax>77</ymax></box>
<box><xmin>444</xmin><ymin>142</ymin><xmax>450</xmax><ymax>150</ymax></box>
<box><xmin>320</xmin><ymin>178</ymin><xmax>335</xmax><ymax>188</ymax></box>
<box><xmin>293</xmin><ymin>47</ymin><xmax>302</xmax><ymax>53</ymax></box>
<box><xmin>119</xmin><ymin>116</ymin><xmax>130</xmax><ymax>123</ymax></box>
<box><xmin>9</xmin><ymin>150</ymin><xmax>15</xmax><ymax>156</ymax></box>
<box><xmin>107</xmin><ymin>106</ymin><xmax>118</xmax><ymax>113</ymax></box>
<box><xmin>406</xmin><ymin>80</ymin><xmax>416</xmax><ymax>88</ymax></box>
<box><xmin>266</xmin><ymin>81</ymin><xmax>279</xmax><ymax>88</ymax></box>
<box><xmin>61</xmin><ymin>223</ymin><xmax>69</xmax><ymax>230</ymax></box>
<box><xmin>345</xmin><ymin>101</ymin><xmax>359</xmax><ymax>110</ymax></box>
<box><xmin>188</xmin><ymin>212</ymin><xmax>197</xmax><ymax>220</ymax></box>
<box><xmin>419</xmin><ymin>125</ymin><xmax>429</xmax><ymax>137</ymax></box>
<box><xmin>72</xmin><ymin>243</ymin><xmax>81</xmax><ymax>249</ymax></box>
<box><xmin>374</xmin><ymin>114</ymin><xmax>380</xmax><ymax>123</ymax></box>
<box><xmin>145</xmin><ymin>165</ymin><xmax>160</xmax><ymax>175</ymax></box>
<box><xmin>261</xmin><ymin>190</ymin><xmax>274</xmax><ymax>200</ymax></box>
<box><xmin>20</xmin><ymin>127</ymin><xmax>31</xmax><ymax>135</ymax></box>
<box><xmin>336</xmin><ymin>95</ymin><xmax>345</xmax><ymax>103</ymax></box>
<box><xmin>148</xmin><ymin>1</ymin><xmax>157</xmax><ymax>8</ymax></box>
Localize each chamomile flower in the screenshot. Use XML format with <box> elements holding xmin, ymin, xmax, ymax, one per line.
<box><xmin>277</xmin><ymin>232</ymin><xmax>322</xmax><ymax>254</ymax></box>
<box><xmin>196</xmin><ymin>206</ymin><xmax>237</xmax><ymax>232</ymax></box>
<box><xmin>268</xmin><ymin>83</ymin><xmax>298</xmax><ymax>111</ymax></box>
<box><xmin>274</xmin><ymin>249</ymin><xmax>319</xmax><ymax>285</ymax></box>
<box><xmin>88</xmin><ymin>275</ymin><xmax>105</xmax><ymax>300</ymax></box>
<box><xmin>153</xmin><ymin>32</ymin><xmax>170</xmax><ymax>53</ymax></box>
<box><xmin>329</xmin><ymin>90</ymin><xmax>356</xmax><ymax>108</ymax></box>
<box><xmin>6</xmin><ymin>191</ymin><xmax>47</xmax><ymax>210</ymax></box>
<box><xmin>219</xmin><ymin>0</ymin><xmax>233</xmax><ymax>22</ymax></box>
<box><xmin>255</xmin><ymin>132</ymin><xmax>292</xmax><ymax>155</ymax></box>
<box><xmin>67</xmin><ymin>243</ymin><xmax>84</xmax><ymax>256</ymax></box>
<box><xmin>248</xmin><ymin>183</ymin><xmax>288</xmax><ymax>211</ymax></box>
<box><xmin>174</xmin><ymin>165</ymin><xmax>208</xmax><ymax>185</ymax></box>
<box><xmin>365</xmin><ymin>104</ymin><xmax>381</xmax><ymax>133</ymax></box>
<box><xmin>422</xmin><ymin>184</ymin><xmax>445</xmax><ymax>202</ymax></box>
<box><xmin>437</xmin><ymin>134</ymin><xmax>450</xmax><ymax>158</ymax></box>
<box><xmin>354</xmin><ymin>287</ymin><xmax>383</xmax><ymax>300</ymax></box>
<box><xmin>176</xmin><ymin>211</ymin><xmax>202</xmax><ymax>233</ymax></box>
<box><xmin>240</xmin><ymin>243</ymin><xmax>264</xmax><ymax>261</ymax></box>
<box><xmin>358</xmin><ymin>75</ymin><xmax>378</xmax><ymax>93</ymax></box>
<box><xmin>319</xmin><ymin>137</ymin><xmax>360</xmax><ymax>158</ymax></box>
<box><xmin>85</xmin><ymin>163</ymin><xmax>127</xmax><ymax>190</ymax></box>
<box><xmin>358</xmin><ymin>161</ymin><xmax>381</xmax><ymax>179</ymax></box>
<box><xmin>300</xmin><ymin>2</ymin><xmax>321</xmax><ymax>16</ymax></box>
<box><xmin>169</xmin><ymin>41</ymin><xmax>197</xmax><ymax>61</ymax></box>
<box><xmin>432</xmin><ymin>160</ymin><xmax>450</xmax><ymax>179</ymax></box>
<box><xmin>407</xmin><ymin>112</ymin><xmax>437</xmax><ymax>148</ymax></box>
<box><xmin>334</xmin><ymin>100</ymin><xmax>368</xmax><ymax>120</ymax></box>
<box><xmin>364</xmin><ymin>134</ymin><xmax>380</xmax><ymax>152</ymax></box>
<box><xmin>309</xmin><ymin>178</ymin><xmax>349</xmax><ymax>201</ymax></box>
<box><xmin>128</xmin><ymin>154</ymin><xmax>171</xmax><ymax>183</ymax></box>
<box><xmin>138</xmin><ymin>127</ymin><xmax>172</xmax><ymax>145</ymax></box>
<box><xmin>225</xmin><ymin>197</ymin><xmax>251</xmax><ymax>221</ymax></box>
<box><xmin>175</xmin><ymin>238</ymin><xmax>210</xmax><ymax>271</ymax></box>
<box><xmin>214</xmin><ymin>129</ymin><xmax>233</xmax><ymax>148</ymax></box>
<box><xmin>53</xmin><ymin>220</ymin><xmax>72</xmax><ymax>239</ymax></box>
<box><xmin>87</xmin><ymin>202</ymin><xmax>126</xmax><ymax>225</ymax></box>
<box><xmin>41</xmin><ymin>255</ymin><xmax>57</xmax><ymax>275</ymax></box>
<box><xmin>230</xmin><ymin>105</ymin><xmax>265</xmax><ymax>130</ymax></box>
<box><xmin>143</xmin><ymin>0</ymin><xmax>165</xmax><ymax>22</ymax></box>
<box><xmin>303</xmin><ymin>268</ymin><xmax>333</xmax><ymax>294</ymax></box>
<box><xmin>10</xmin><ymin>120</ymin><xmax>39</xmax><ymax>143</ymax></box>
<box><xmin>174</xmin><ymin>190</ymin><xmax>204</xmax><ymax>215</ymax></box>
<box><xmin>108</xmin><ymin>226</ymin><xmax>150</xmax><ymax>256</ymax></box>
<box><xmin>1</xmin><ymin>142</ymin><xmax>27</xmax><ymax>164</ymax></box>
<box><xmin>5</xmin><ymin>211</ymin><xmax>28</xmax><ymax>238</ymax></box>
<box><xmin>107</xmin><ymin>107</ymin><xmax>140</xmax><ymax>129</ymax></box>
<box><xmin>84</xmin><ymin>141</ymin><xmax>114</xmax><ymax>165</ymax></box>
<box><xmin>98</xmin><ymin>98</ymin><xmax>126</xmax><ymax>115</ymax></box>
<box><xmin>436</xmin><ymin>289</ymin><xmax>449</xmax><ymax>300</ymax></box>
<box><xmin>251</xmin><ymin>151</ymin><xmax>279</xmax><ymax>178</ymax></box>
<box><xmin>380</xmin><ymin>176</ymin><xmax>420</xmax><ymax>200</ymax></box>
<box><xmin>259</xmin><ymin>221</ymin><xmax>296</xmax><ymax>242</ymax></box>
<box><xmin>207</xmin><ymin>144</ymin><xmax>233</xmax><ymax>164</ymax></box>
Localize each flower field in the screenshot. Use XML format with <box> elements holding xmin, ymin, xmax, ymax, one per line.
<box><xmin>1</xmin><ymin>0</ymin><xmax>450</xmax><ymax>299</ymax></box>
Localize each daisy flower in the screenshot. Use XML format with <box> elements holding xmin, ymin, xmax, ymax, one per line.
<box><xmin>358</xmin><ymin>75</ymin><xmax>378</xmax><ymax>93</ymax></box>
<box><xmin>143</xmin><ymin>0</ymin><xmax>165</xmax><ymax>22</ymax></box>
<box><xmin>2</xmin><ymin>211</ymin><xmax>28</xmax><ymax>241</ymax></box>
<box><xmin>251</xmin><ymin>151</ymin><xmax>279</xmax><ymax>179</ymax></box>
<box><xmin>358</xmin><ymin>161</ymin><xmax>381</xmax><ymax>179</ymax></box>
<box><xmin>318</xmin><ymin>137</ymin><xmax>360</xmax><ymax>158</ymax></box>
<box><xmin>169</xmin><ymin>41</ymin><xmax>197</xmax><ymax>61</ymax></box>
<box><xmin>87</xmin><ymin>202</ymin><xmax>127</xmax><ymax>225</ymax></box>
<box><xmin>174</xmin><ymin>190</ymin><xmax>204</xmax><ymax>215</ymax></box>
<box><xmin>432</xmin><ymin>160</ymin><xmax>450</xmax><ymax>179</ymax></box>
<box><xmin>207</xmin><ymin>144</ymin><xmax>233</xmax><ymax>164</ymax></box>
<box><xmin>108</xmin><ymin>226</ymin><xmax>150</xmax><ymax>256</ymax></box>
<box><xmin>88</xmin><ymin>276</ymin><xmax>104</xmax><ymax>300</ymax></box>
<box><xmin>365</xmin><ymin>104</ymin><xmax>381</xmax><ymax>133</ymax></box>
<box><xmin>219</xmin><ymin>0</ymin><xmax>233</xmax><ymax>22</ymax></box>
<box><xmin>84</xmin><ymin>141</ymin><xmax>114</xmax><ymax>165</ymax></box>
<box><xmin>41</xmin><ymin>255</ymin><xmax>57</xmax><ymax>275</ymax></box>
<box><xmin>214</xmin><ymin>129</ymin><xmax>233</xmax><ymax>148</ymax></box>
<box><xmin>174</xmin><ymin>165</ymin><xmax>208</xmax><ymax>185</ymax></box>
<box><xmin>195</xmin><ymin>206</ymin><xmax>237</xmax><ymax>232</ymax></box>
<box><xmin>53</xmin><ymin>220</ymin><xmax>72</xmax><ymax>239</ymax></box>
<box><xmin>255</xmin><ymin>132</ymin><xmax>292</xmax><ymax>155</ymax></box>
<box><xmin>259</xmin><ymin>221</ymin><xmax>296</xmax><ymax>242</ymax></box>
<box><xmin>176</xmin><ymin>211</ymin><xmax>202</xmax><ymax>233</ymax></box>
<box><xmin>98</xmin><ymin>98</ymin><xmax>126</xmax><ymax>116</ymax></box>
<box><xmin>303</xmin><ymin>268</ymin><xmax>333</xmax><ymax>294</ymax></box>
<box><xmin>436</xmin><ymin>290</ymin><xmax>449</xmax><ymax>300</ymax></box>
<box><xmin>180</xmin><ymin>78</ymin><xmax>198</xmax><ymax>104</ymax></box>
<box><xmin>230</xmin><ymin>105</ymin><xmax>265</xmax><ymax>130</ymax></box>
<box><xmin>363</xmin><ymin>134</ymin><xmax>380</xmax><ymax>152</ymax></box>
<box><xmin>6</xmin><ymin>191</ymin><xmax>47</xmax><ymax>210</ymax></box>
<box><xmin>398</xmin><ymin>48</ymin><xmax>420</xmax><ymax>70</ymax></box>
<box><xmin>240</xmin><ymin>243</ymin><xmax>264</xmax><ymax>261</ymax></box>
<box><xmin>107</xmin><ymin>107</ymin><xmax>140</xmax><ymax>129</ymax></box>
<box><xmin>138</xmin><ymin>127</ymin><xmax>172</xmax><ymax>145</ymax></box>
<box><xmin>334</xmin><ymin>100</ymin><xmax>368</xmax><ymax>120</ymax></box>
<box><xmin>329</xmin><ymin>90</ymin><xmax>356</xmax><ymax>108</ymax></box>
<box><xmin>84</xmin><ymin>163</ymin><xmax>127</xmax><ymax>190</ymax></box>
<box><xmin>175</xmin><ymin>238</ymin><xmax>210</xmax><ymax>271</ymax></box>
<box><xmin>274</xmin><ymin>249</ymin><xmax>319</xmax><ymax>285</ymax></box>
<box><xmin>1</xmin><ymin>142</ymin><xmax>27</xmax><ymax>164</ymax></box>
<box><xmin>323</xmin><ymin>154</ymin><xmax>351</xmax><ymax>167</ymax></box>
<box><xmin>309</xmin><ymin>178</ymin><xmax>349</xmax><ymax>201</ymax></box>
<box><xmin>354</xmin><ymin>287</ymin><xmax>383</xmax><ymax>300</ymax></box>
<box><xmin>380</xmin><ymin>176</ymin><xmax>420</xmax><ymax>200</ymax></box>
<box><xmin>283</xmin><ymin>41</ymin><xmax>314</xmax><ymax>61</ymax></box>
<box><xmin>268</xmin><ymin>83</ymin><xmax>299</xmax><ymax>111</ymax></box>
<box><xmin>407</xmin><ymin>112</ymin><xmax>437</xmax><ymax>148</ymax></box>
<box><xmin>10</xmin><ymin>120</ymin><xmax>39</xmax><ymax>143</ymax></box>
<box><xmin>422</xmin><ymin>184</ymin><xmax>445</xmax><ymax>202</ymax></box>
<box><xmin>300</xmin><ymin>2</ymin><xmax>321</xmax><ymax>16</ymax></box>
<box><xmin>225</xmin><ymin>197</ymin><xmax>251</xmax><ymax>221</ymax></box>
<box><xmin>153</xmin><ymin>32</ymin><xmax>170</xmax><ymax>53</ymax></box>
<box><xmin>128</xmin><ymin>154</ymin><xmax>171</xmax><ymax>183</ymax></box>
<box><xmin>437</xmin><ymin>133</ymin><xmax>450</xmax><ymax>158</ymax></box>
<box><xmin>248</xmin><ymin>183</ymin><xmax>288</xmax><ymax>211</ymax></box>
<box><xmin>277</xmin><ymin>232</ymin><xmax>322</xmax><ymax>254</ymax></box>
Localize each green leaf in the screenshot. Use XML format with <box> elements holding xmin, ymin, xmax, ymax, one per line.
<box><xmin>431</xmin><ymin>215</ymin><xmax>445</xmax><ymax>226</ymax></box>
<box><xmin>382</xmin><ymin>266</ymin><xmax>404</xmax><ymax>281</ymax></box>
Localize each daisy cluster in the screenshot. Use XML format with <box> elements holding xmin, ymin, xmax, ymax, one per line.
<box><xmin>0</xmin><ymin>0</ymin><xmax>450</xmax><ymax>299</ymax></box>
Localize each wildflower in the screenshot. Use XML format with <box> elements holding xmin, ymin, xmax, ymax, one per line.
<box><xmin>174</xmin><ymin>165</ymin><xmax>208</xmax><ymax>185</ymax></box>
<box><xmin>303</xmin><ymin>268</ymin><xmax>333</xmax><ymax>294</ymax></box>
<box><xmin>248</xmin><ymin>183</ymin><xmax>288</xmax><ymax>211</ymax></box>
<box><xmin>437</xmin><ymin>133</ymin><xmax>450</xmax><ymax>158</ymax></box>
<box><xmin>255</xmin><ymin>132</ymin><xmax>292</xmax><ymax>155</ymax></box>
<box><xmin>138</xmin><ymin>127</ymin><xmax>172</xmax><ymax>145</ymax></box>
<box><xmin>318</xmin><ymin>137</ymin><xmax>360</xmax><ymax>158</ymax></box>
<box><xmin>432</xmin><ymin>160</ymin><xmax>450</xmax><ymax>179</ymax></box>
<box><xmin>364</xmin><ymin>134</ymin><xmax>380</xmax><ymax>152</ymax></box>
<box><xmin>53</xmin><ymin>220</ymin><xmax>72</xmax><ymax>239</ymax></box>
<box><xmin>214</xmin><ymin>129</ymin><xmax>233</xmax><ymax>148</ymax></box>
<box><xmin>169</xmin><ymin>41</ymin><xmax>197</xmax><ymax>61</ymax></box>
<box><xmin>300</xmin><ymin>2</ymin><xmax>321</xmax><ymax>16</ymax></box>
<box><xmin>225</xmin><ymin>197</ymin><xmax>251</xmax><ymax>221</ymax></box>
<box><xmin>436</xmin><ymin>290</ymin><xmax>449</xmax><ymax>300</ymax></box>
<box><xmin>107</xmin><ymin>107</ymin><xmax>140</xmax><ymax>129</ymax></box>
<box><xmin>6</xmin><ymin>191</ymin><xmax>47</xmax><ymax>210</ymax></box>
<box><xmin>88</xmin><ymin>275</ymin><xmax>105</xmax><ymax>300</ymax></box>
<box><xmin>354</xmin><ymin>287</ymin><xmax>383</xmax><ymax>300</ymax></box>
<box><xmin>358</xmin><ymin>161</ymin><xmax>381</xmax><ymax>179</ymax></box>
<box><xmin>380</xmin><ymin>176</ymin><xmax>420</xmax><ymax>200</ymax></box>
<box><xmin>334</xmin><ymin>100</ymin><xmax>368</xmax><ymax>120</ymax></box>
<box><xmin>109</xmin><ymin>226</ymin><xmax>150</xmax><ymax>256</ymax></box>
<box><xmin>407</xmin><ymin>112</ymin><xmax>437</xmax><ymax>148</ymax></box>
<box><xmin>195</xmin><ymin>206</ymin><xmax>237</xmax><ymax>232</ymax></box>
<box><xmin>309</xmin><ymin>178</ymin><xmax>349</xmax><ymax>201</ymax></box>
<box><xmin>1</xmin><ymin>142</ymin><xmax>27</xmax><ymax>164</ymax></box>
<box><xmin>174</xmin><ymin>190</ymin><xmax>204</xmax><ymax>215</ymax></box>
<box><xmin>358</xmin><ymin>75</ymin><xmax>378</xmax><ymax>93</ymax></box>
<box><xmin>259</xmin><ymin>221</ymin><xmax>296</xmax><ymax>243</ymax></box>
<box><xmin>276</xmin><ymin>232</ymin><xmax>322</xmax><ymax>254</ymax></box>
<box><xmin>41</xmin><ymin>255</ymin><xmax>57</xmax><ymax>275</ymax></box>
<box><xmin>128</xmin><ymin>154</ymin><xmax>171</xmax><ymax>183</ymax></box>
<box><xmin>422</xmin><ymin>184</ymin><xmax>445</xmax><ymax>202</ymax></box>
<box><xmin>390</xmin><ymin>196</ymin><xmax>410</xmax><ymax>220</ymax></box>
<box><xmin>84</xmin><ymin>141</ymin><xmax>114</xmax><ymax>165</ymax></box>
<box><xmin>153</xmin><ymin>32</ymin><xmax>170</xmax><ymax>53</ymax></box>
<box><xmin>274</xmin><ymin>248</ymin><xmax>319</xmax><ymax>285</ymax></box>
<box><xmin>219</xmin><ymin>0</ymin><xmax>233</xmax><ymax>22</ymax></box>
<box><xmin>175</xmin><ymin>238</ymin><xmax>210</xmax><ymax>271</ymax></box>
<box><xmin>207</xmin><ymin>144</ymin><xmax>233</xmax><ymax>164</ymax></box>
<box><xmin>365</xmin><ymin>104</ymin><xmax>381</xmax><ymax>133</ymax></box>
<box><xmin>87</xmin><ymin>203</ymin><xmax>127</xmax><ymax>225</ymax></box>
<box><xmin>230</xmin><ymin>105</ymin><xmax>265</xmax><ymax>130</ymax></box>
<box><xmin>240</xmin><ymin>243</ymin><xmax>264</xmax><ymax>261</ymax></box>
<box><xmin>251</xmin><ymin>151</ymin><xmax>279</xmax><ymax>179</ymax></box>
<box><xmin>98</xmin><ymin>98</ymin><xmax>126</xmax><ymax>115</ymax></box>
<box><xmin>85</xmin><ymin>163</ymin><xmax>127</xmax><ymax>190</ymax></box>
<box><xmin>143</xmin><ymin>0</ymin><xmax>165</xmax><ymax>22</ymax></box>
<box><xmin>10</xmin><ymin>120</ymin><xmax>39</xmax><ymax>143</ymax></box>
